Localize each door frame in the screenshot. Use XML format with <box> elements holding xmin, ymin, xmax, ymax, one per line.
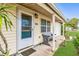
<box><xmin>17</xmin><ymin>9</ymin><xmax>34</xmax><ymax>50</ymax></box>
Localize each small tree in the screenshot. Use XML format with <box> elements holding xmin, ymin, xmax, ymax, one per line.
<box><xmin>0</xmin><ymin>4</ymin><xmax>15</xmax><ymax>56</ymax></box>
<box><xmin>69</xmin><ymin>18</ymin><xmax>79</xmax><ymax>29</ymax></box>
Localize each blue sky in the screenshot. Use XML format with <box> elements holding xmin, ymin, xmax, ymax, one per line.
<box><xmin>56</xmin><ymin>3</ymin><xmax>79</xmax><ymax>20</ymax></box>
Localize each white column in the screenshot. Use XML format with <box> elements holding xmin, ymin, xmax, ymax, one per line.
<box><xmin>52</xmin><ymin>14</ymin><xmax>56</xmax><ymax>51</ymax></box>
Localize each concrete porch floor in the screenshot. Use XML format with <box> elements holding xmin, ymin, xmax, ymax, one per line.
<box><xmin>18</xmin><ymin>41</ymin><xmax>54</xmax><ymax>56</ymax></box>
<box><xmin>18</xmin><ymin>36</ymin><xmax>65</xmax><ymax>56</ymax></box>
<box><xmin>30</xmin><ymin>41</ymin><xmax>53</xmax><ymax>56</ymax></box>
<box><xmin>29</xmin><ymin>36</ymin><xmax>65</xmax><ymax>56</ymax></box>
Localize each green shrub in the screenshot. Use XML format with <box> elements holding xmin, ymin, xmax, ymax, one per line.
<box><xmin>73</xmin><ymin>34</ymin><xmax>79</xmax><ymax>48</ymax></box>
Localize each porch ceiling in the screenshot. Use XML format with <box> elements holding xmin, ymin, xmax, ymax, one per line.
<box><xmin>19</xmin><ymin>3</ymin><xmax>51</xmax><ymax>18</ymax></box>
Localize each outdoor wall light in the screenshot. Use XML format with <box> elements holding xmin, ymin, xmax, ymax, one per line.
<box><xmin>34</xmin><ymin>13</ymin><xmax>38</xmax><ymax>18</ymax></box>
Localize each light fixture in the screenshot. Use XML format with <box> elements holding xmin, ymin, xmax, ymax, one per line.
<box><xmin>34</xmin><ymin>13</ymin><xmax>38</xmax><ymax>18</ymax></box>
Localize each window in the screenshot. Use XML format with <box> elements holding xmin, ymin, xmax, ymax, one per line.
<box><xmin>41</xmin><ymin>19</ymin><xmax>46</xmax><ymax>32</ymax></box>
<box><xmin>21</xmin><ymin>13</ymin><xmax>32</xmax><ymax>39</ymax></box>
<box><xmin>41</xmin><ymin>19</ymin><xmax>51</xmax><ymax>32</ymax></box>
<box><xmin>47</xmin><ymin>21</ymin><xmax>50</xmax><ymax>32</ymax></box>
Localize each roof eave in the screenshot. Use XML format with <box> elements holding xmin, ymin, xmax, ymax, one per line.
<box><xmin>46</xmin><ymin>3</ymin><xmax>66</xmax><ymax>22</ymax></box>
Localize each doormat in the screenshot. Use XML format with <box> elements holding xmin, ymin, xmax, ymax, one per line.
<box><xmin>21</xmin><ymin>48</ymin><xmax>36</xmax><ymax>56</ymax></box>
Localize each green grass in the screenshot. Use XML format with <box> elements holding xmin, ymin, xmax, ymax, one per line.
<box><xmin>65</xmin><ymin>31</ymin><xmax>79</xmax><ymax>36</ymax></box>
<box><xmin>53</xmin><ymin>31</ymin><xmax>79</xmax><ymax>56</ymax></box>
<box><xmin>54</xmin><ymin>41</ymin><xmax>78</xmax><ymax>56</ymax></box>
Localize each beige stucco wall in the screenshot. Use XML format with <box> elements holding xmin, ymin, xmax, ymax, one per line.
<box><xmin>0</xmin><ymin>4</ymin><xmax>16</xmax><ymax>55</ymax></box>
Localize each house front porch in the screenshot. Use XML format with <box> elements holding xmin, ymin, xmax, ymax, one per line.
<box><xmin>16</xmin><ymin>3</ymin><xmax>65</xmax><ymax>56</ymax></box>
<box><xmin>17</xmin><ymin>35</ymin><xmax>65</xmax><ymax>56</ymax></box>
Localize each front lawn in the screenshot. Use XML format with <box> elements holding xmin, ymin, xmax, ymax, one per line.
<box><xmin>54</xmin><ymin>41</ymin><xmax>78</xmax><ymax>56</ymax></box>
<box><xmin>53</xmin><ymin>31</ymin><xmax>79</xmax><ymax>56</ymax></box>
<box><xmin>65</xmin><ymin>31</ymin><xmax>79</xmax><ymax>36</ymax></box>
